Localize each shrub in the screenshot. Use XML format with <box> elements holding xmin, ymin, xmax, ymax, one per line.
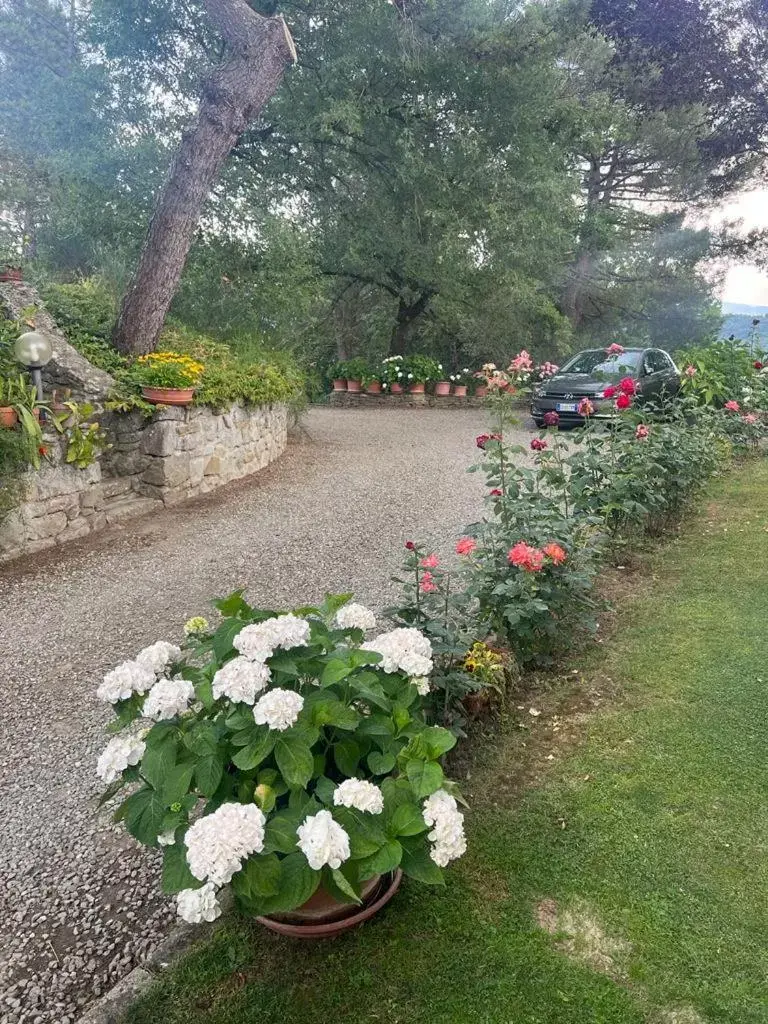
<box><xmin>403</xmin><ymin>354</ymin><xmax>443</xmax><ymax>384</ymax></box>
<box><xmin>0</xmin><ymin>427</ymin><xmax>33</xmax><ymax>523</ymax></box>
<box><xmin>41</xmin><ymin>279</ymin><xmax>127</xmax><ymax>375</ymax></box>
<box><xmin>96</xmin><ymin>594</ymin><xmax>467</xmax><ymax>924</ymax></box>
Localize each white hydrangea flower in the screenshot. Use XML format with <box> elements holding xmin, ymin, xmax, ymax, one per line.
<box><xmin>333</xmin><ymin>602</ymin><xmax>377</xmax><ymax>632</ymax></box>
<box><xmin>333</xmin><ymin>778</ymin><xmax>384</xmax><ymax>814</ymax></box>
<box><xmin>96</xmin><ymin>734</ymin><xmax>146</xmax><ymax>784</ymax></box>
<box><xmin>412</xmin><ymin>677</ymin><xmax>431</xmax><ymax>697</ymax></box>
<box><xmin>212</xmin><ymin>656</ymin><xmax>271</xmax><ymax>705</ymax></box>
<box><xmin>135</xmin><ymin>641</ymin><xmax>182</xmax><ymax>677</ymax></box>
<box><xmin>253</xmin><ymin>688</ymin><xmax>304</xmax><ymax>731</ymax></box>
<box><xmin>184</xmin><ymin>616</ymin><xmax>209</xmax><ymax>637</ymax></box>
<box><xmin>184</xmin><ymin>803</ymin><xmax>266</xmax><ymax>886</ymax></box>
<box><xmin>233</xmin><ymin>614</ymin><xmax>311</xmax><ymax>663</ymax></box>
<box><xmin>362</xmin><ymin>627</ymin><xmax>433</xmax><ymax>676</ymax></box>
<box><xmin>297</xmin><ymin>809</ymin><xmax>351</xmax><ymax>870</ymax></box>
<box><xmin>176</xmin><ymin>883</ymin><xmax>221</xmax><ymax>924</ymax></box>
<box><xmin>157</xmin><ymin>829</ymin><xmax>177</xmax><ymax>847</ymax></box>
<box><xmin>97</xmin><ymin>660</ymin><xmax>156</xmax><ymax>703</ymax></box>
<box><xmin>422</xmin><ymin>789</ymin><xmax>466</xmax><ymax>867</ymax></box>
<box><xmin>143</xmin><ymin>676</ymin><xmax>195</xmax><ymax>721</ymax></box>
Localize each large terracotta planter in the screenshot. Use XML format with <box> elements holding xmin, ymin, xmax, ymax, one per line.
<box><xmin>332</xmin><ymin>379</ymin><xmax>347</xmax><ymax>392</ymax></box>
<box><xmin>346</xmin><ymin>379</ymin><xmax>362</xmax><ymax>394</ymax></box>
<box><xmin>0</xmin><ymin>267</ymin><xmax>22</xmax><ymax>283</ymax></box>
<box><xmin>365</xmin><ymin>381</ymin><xmax>382</xmax><ymax>394</ymax></box>
<box><xmin>435</xmin><ymin>381</ymin><xmax>451</xmax><ymax>397</ymax></box>
<box><xmin>390</xmin><ymin>382</ymin><xmax>404</xmax><ymax>394</ymax></box>
<box><xmin>0</xmin><ymin>407</ymin><xmax>18</xmax><ymax>429</ymax></box>
<box><xmin>474</xmin><ymin>385</ymin><xmax>488</xmax><ymax>398</ymax></box>
<box><xmin>258</xmin><ymin>871</ymin><xmax>402</xmax><ymax>940</ymax></box>
<box><xmin>453</xmin><ymin>385</ymin><xmax>468</xmax><ymax>398</ymax></box>
<box><xmin>408</xmin><ymin>382</ymin><xmax>426</xmax><ymax>395</ymax></box>
<box><xmin>141</xmin><ymin>386</ymin><xmax>195</xmax><ymax>406</ymax></box>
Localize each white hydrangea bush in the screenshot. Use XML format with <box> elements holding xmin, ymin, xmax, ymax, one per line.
<box><xmin>97</xmin><ymin>593</ymin><xmax>467</xmax><ymax>924</ymax></box>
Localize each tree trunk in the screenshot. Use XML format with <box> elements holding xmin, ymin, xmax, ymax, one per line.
<box><xmin>389</xmin><ymin>291</ymin><xmax>435</xmax><ymax>355</ymax></box>
<box><xmin>113</xmin><ymin>0</ymin><xmax>296</xmax><ymax>355</ymax></box>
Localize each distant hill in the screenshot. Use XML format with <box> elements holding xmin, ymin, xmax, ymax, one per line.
<box><xmin>722</xmin><ymin>302</ymin><xmax>768</xmax><ymax>317</ymax></box>
<box><xmin>720</xmin><ymin>303</ymin><xmax>768</xmax><ymax>343</ymax></box>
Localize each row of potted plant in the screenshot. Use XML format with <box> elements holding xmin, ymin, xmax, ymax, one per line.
<box><xmin>330</xmin><ymin>357</ymin><xmax>488</xmax><ymax>397</ymax></box>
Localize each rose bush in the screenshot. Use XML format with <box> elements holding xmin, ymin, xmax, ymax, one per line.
<box><xmin>97</xmin><ymin>593</ymin><xmax>467</xmax><ymax>925</ymax></box>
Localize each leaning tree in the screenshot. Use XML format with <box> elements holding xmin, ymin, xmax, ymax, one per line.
<box><xmin>112</xmin><ymin>0</ymin><xmax>296</xmax><ymax>355</ymax></box>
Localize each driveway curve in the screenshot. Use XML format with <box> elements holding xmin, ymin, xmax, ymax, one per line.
<box><xmin>0</xmin><ymin>406</ymin><xmax>531</xmax><ymax>1024</ymax></box>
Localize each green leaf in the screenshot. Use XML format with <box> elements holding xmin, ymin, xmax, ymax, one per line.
<box><xmin>275</xmin><ymin>736</ymin><xmax>315</xmax><ymax>788</ymax></box>
<box><xmin>194</xmin><ymin>750</ymin><xmax>225</xmax><ymax>798</ymax></box>
<box><xmin>356</xmin><ymin>715</ymin><xmax>395</xmax><ymax>738</ymax></box>
<box><xmin>389</xmin><ymin>803</ymin><xmax>428</xmax><ymax>837</ymax></box>
<box><xmin>140</xmin><ymin>736</ymin><xmax>177</xmax><ymax>792</ymax></box>
<box><xmin>310</xmin><ymin>699</ymin><xmax>360</xmax><ymax>731</ymax></box>
<box><xmin>357</xmin><ymin>840</ymin><xmax>402</xmax><ymax>881</ymax></box>
<box><xmin>406</xmin><ymin>760</ymin><xmax>444</xmax><ymax>799</ymax></box>
<box><xmin>161</xmin><ymin>842</ymin><xmax>197</xmax><ymax>894</ymax></box>
<box><xmin>400</xmin><ymin>841</ymin><xmax>445</xmax><ymax>885</ymax></box>
<box><xmin>264</xmin><ymin>808</ymin><xmax>301</xmax><ymax>854</ymax></box>
<box><xmin>367</xmin><ymin>750</ymin><xmax>396</xmax><ymax>775</ymax></box>
<box><xmin>121</xmin><ymin>787</ymin><xmax>167</xmax><ymax>845</ymax></box>
<box><xmin>333</xmin><ymin>739</ymin><xmax>361</xmax><ymax>776</ymax></box>
<box><xmin>314</xmin><ymin>775</ymin><xmax>336</xmax><ymax>805</ymax></box>
<box><xmin>256</xmin><ymin>852</ymin><xmax>321</xmax><ymax>915</ymax></box>
<box><xmin>320</xmin><ymin>658</ymin><xmax>355</xmax><ymax>686</ymax></box>
<box><xmin>213</xmin><ymin>590</ymin><xmax>253</xmax><ymax>618</ymax></box>
<box><xmin>161</xmin><ymin>764</ymin><xmax>194</xmax><ymax>806</ymax></box>
<box><xmin>393</xmin><ymin>706</ymin><xmax>411</xmax><ymax>732</ymax></box>
<box><xmin>420</xmin><ymin>726</ymin><xmax>457</xmax><ymax>758</ymax></box>
<box><xmin>232</xmin><ymin>730</ymin><xmax>276</xmax><ymax>771</ymax></box>
<box><xmin>212</xmin><ymin>618</ymin><xmax>245</xmax><ymax>661</ymax></box>
<box><xmin>329</xmin><ymin>867</ymin><xmax>362</xmax><ymax>904</ymax></box>
<box><xmin>233</xmin><ymin>853</ymin><xmax>281</xmax><ymax>901</ymax></box>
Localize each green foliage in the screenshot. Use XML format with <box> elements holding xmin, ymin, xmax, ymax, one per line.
<box><xmin>336</xmin><ymin>357</ymin><xmax>369</xmax><ymax>383</ymax></box>
<box><xmin>55</xmin><ymin>401</ymin><xmax>111</xmax><ymax>468</ymax></box>
<box><xmin>677</xmin><ymin>339</ymin><xmax>765</xmax><ymax>407</ymax></box>
<box><xmin>0</xmin><ymin>426</ymin><xmax>32</xmax><ymax>523</ymax></box>
<box><xmin>403</xmin><ymin>355</ymin><xmax>443</xmax><ymax>385</ymax></box>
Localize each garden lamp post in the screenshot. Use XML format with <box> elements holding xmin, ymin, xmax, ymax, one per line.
<box><xmin>15</xmin><ymin>331</ymin><xmax>53</xmax><ymax>403</ymax></box>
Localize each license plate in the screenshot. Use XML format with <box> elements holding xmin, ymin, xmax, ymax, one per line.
<box><xmin>556</xmin><ymin>402</ymin><xmax>577</xmax><ymax>413</ymax></box>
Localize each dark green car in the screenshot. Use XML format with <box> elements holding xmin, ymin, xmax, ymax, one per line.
<box><xmin>531</xmin><ymin>347</ymin><xmax>680</xmax><ymax>427</ymax></box>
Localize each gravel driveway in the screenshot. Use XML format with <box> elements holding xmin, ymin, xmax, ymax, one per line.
<box><xmin>0</xmin><ymin>406</ymin><xmax>532</xmax><ymax>1024</ymax></box>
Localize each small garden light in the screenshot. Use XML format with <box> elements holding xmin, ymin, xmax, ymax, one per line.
<box><xmin>15</xmin><ymin>331</ymin><xmax>53</xmax><ymax>402</ymax></box>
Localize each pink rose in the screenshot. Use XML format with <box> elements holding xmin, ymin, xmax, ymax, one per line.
<box><xmin>455</xmin><ymin>537</ymin><xmax>477</xmax><ymax>556</ymax></box>
<box><xmin>420</xmin><ymin>554</ymin><xmax>439</xmax><ymax>569</ymax></box>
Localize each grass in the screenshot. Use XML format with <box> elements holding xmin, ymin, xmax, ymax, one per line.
<box><xmin>124</xmin><ymin>462</ymin><xmax>768</xmax><ymax>1024</ymax></box>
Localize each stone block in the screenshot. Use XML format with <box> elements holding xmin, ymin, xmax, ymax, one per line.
<box><xmin>56</xmin><ymin>519</ymin><xmax>91</xmax><ymax>545</ymax></box>
<box><xmin>151</xmin><ymin>405</ymin><xmax>186</xmax><ymax>423</ymax></box>
<box><xmin>141</xmin><ymin>420</ymin><xmax>179</xmax><ymax>457</ymax></box>
<box><xmin>26</xmin><ymin>511</ymin><xmax>68</xmax><ymax>540</ymax></box>
<box><xmin>187</xmin><ymin>457</ymin><xmax>205</xmax><ymax>487</ymax></box>
<box><xmin>0</xmin><ymin>511</ymin><xmax>26</xmax><ymax>554</ymax></box>
<box><xmin>24</xmin><ymin>492</ymin><xmax>80</xmax><ymax>519</ymax></box>
<box><xmin>204</xmin><ymin>455</ymin><xmax>222</xmax><ymax>477</ymax></box>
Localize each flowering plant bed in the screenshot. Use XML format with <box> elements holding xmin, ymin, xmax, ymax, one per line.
<box><xmin>96</xmin><ymin>594</ymin><xmax>467</xmax><ymax>928</ymax></box>
<box><xmin>132</xmin><ymin>351</ymin><xmax>204</xmax><ymax>405</ymax></box>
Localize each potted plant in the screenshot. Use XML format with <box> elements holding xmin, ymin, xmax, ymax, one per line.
<box><xmin>382</xmin><ymin>356</ymin><xmax>406</xmax><ymax>393</ymax></box>
<box><xmin>472</xmin><ymin>370</ymin><xmax>489</xmax><ymax>398</ymax></box>
<box><xmin>362</xmin><ymin>366</ymin><xmax>383</xmax><ymax>395</ymax></box>
<box><xmin>95</xmin><ymin>593</ymin><xmax>467</xmax><ymax>938</ymax></box>
<box><xmin>0</xmin><ymin>247</ymin><xmax>23</xmax><ymax>283</ymax></box>
<box><xmin>338</xmin><ymin>357</ymin><xmax>368</xmax><ymax>394</ymax></box>
<box><xmin>0</xmin><ymin>375</ymin><xmax>52</xmax><ymax>467</ymax></box>
<box><xmin>404</xmin><ymin>355</ymin><xmax>442</xmax><ymax>394</ymax></box>
<box><xmin>329</xmin><ymin>363</ymin><xmax>347</xmax><ymax>393</ymax></box>
<box><xmin>434</xmin><ymin>362</ymin><xmax>451</xmax><ymax>397</ymax></box>
<box><xmin>132</xmin><ymin>351</ymin><xmax>204</xmax><ymax>406</ymax></box>
<box><xmin>449</xmin><ymin>368</ymin><xmax>471</xmax><ymax>398</ymax></box>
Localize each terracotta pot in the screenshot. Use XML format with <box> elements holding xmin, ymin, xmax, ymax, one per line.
<box><xmin>0</xmin><ymin>267</ymin><xmax>22</xmax><ymax>283</ymax></box>
<box><xmin>408</xmin><ymin>382</ymin><xmax>426</xmax><ymax>394</ymax></box>
<box><xmin>390</xmin><ymin>382</ymin><xmax>404</xmax><ymax>394</ymax></box>
<box><xmin>332</xmin><ymin>379</ymin><xmax>347</xmax><ymax>392</ymax></box>
<box><xmin>453</xmin><ymin>385</ymin><xmax>468</xmax><ymax>398</ymax></box>
<box><xmin>365</xmin><ymin>381</ymin><xmax>382</xmax><ymax>394</ymax></box>
<box><xmin>141</xmin><ymin>386</ymin><xmax>195</xmax><ymax>406</ymax></box>
<box><xmin>435</xmin><ymin>381</ymin><xmax>451</xmax><ymax>397</ymax></box>
<box><xmin>258</xmin><ymin>871</ymin><xmax>402</xmax><ymax>940</ymax></box>
<box><xmin>474</xmin><ymin>385</ymin><xmax>488</xmax><ymax>398</ymax></box>
<box><xmin>346</xmin><ymin>379</ymin><xmax>362</xmax><ymax>393</ymax></box>
<box><xmin>0</xmin><ymin>407</ymin><xmax>18</xmax><ymax>429</ymax></box>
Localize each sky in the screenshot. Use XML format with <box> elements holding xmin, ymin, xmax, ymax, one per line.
<box><xmin>708</xmin><ymin>189</ymin><xmax>768</xmax><ymax>307</ymax></box>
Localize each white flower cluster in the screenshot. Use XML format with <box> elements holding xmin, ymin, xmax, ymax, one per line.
<box><xmin>253</xmin><ymin>688</ymin><xmax>304</xmax><ymax>731</ymax></box>
<box><xmin>97</xmin><ymin>660</ymin><xmax>156</xmax><ymax>704</ymax></box>
<box><xmin>412</xmin><ymin>677</ymin><xmax>431</xmax><ymax>697</ymax></box>
<box><xmin>422</xmin><ymin>789</ymin><xmax>466</xmax><ymax>867</ymax></box>
<box><xmin>96</xmin><ymin>733</ymin><xmax>146</xmax><ymax>784</ymax></box>
<box><xmin>233</xmin><ymin>613</ymin><xmax>311</xmax><ymax>663</ymax></box>
<box><xmin>362</xmin><ymin>627</ymin><xmax>433</xmax><ymax>677</ymax></box>
<box><xmin>143</xmin><ymin>676</ymin><xmax>195</xmax><ymax>721</ymax></box>
<box><xmin>333</xmin><ymin>778</ymin><xmax>384</xmax><ymax>814</ymax></box>
<box><xmin>212</xmin><ymin>656</ymin><xmax>270</xmax><ymax>705</ymax></box>
<box><xmin>184</xmin><ymin>803</ymin><xmax>266</xmax><ymax>886</ymax></box>
<box><xmin>176</xmin><ymin>883</ymin><xmax>222</xmax><ymax>924</ymax></box>
<box><xmin>333</xmin><ymin>602</ymin><xmax>376</xmax><ymax>632</ymax></box>
<box><xmin>136</xmin><ymin>641</ymin><xmax>182</xmax><ymax>677</ymax></box>
<box><xmin>296</xmin><ymin>809</ymin><xmax>351</xmax><ymax>870</ymax></box>
<box><xmin>183</xmin><ymin>616</ymin><xmax>209</xmax><ymax>637</ymax></box>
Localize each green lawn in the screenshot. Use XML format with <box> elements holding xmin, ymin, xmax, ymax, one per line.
<box><xmin>125</xmin><ymin>462</ymin><xmax>768</xmax><ymax>1024</ymax></box>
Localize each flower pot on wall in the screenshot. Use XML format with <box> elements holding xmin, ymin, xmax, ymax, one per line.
<box><xmin>346</xmin><ymin>379</ymin><xmax>362</xmax><ymax>393</ymax></box>
<box><xmin>258</xmin><ymin>871</ymin><xmax>402</xmax><ymax>939</ymax></box>
<box><xmin>365</xmin><ymin>381</ymin><xmax>382</xmax><ymax>394</ymax></box>
<box><xmin>474</xmin><ymin>385</ymin><xmax>488</xmax><ymax>398</ymax></box>
<box><xmin>453</xmin><ymin>385</ymin><xmax>468</xmax><ymax>398</ymax></box>
<box><xmin>408</xmin><ymin>382</ymin><xmax>426</xmax><ymax>395</ymax></box>
<box><xmin>390</xmin><ymin>382</ymin><xmax>403</xmax><ymax>394</ymax></box>
<box><xmin>332</xmin><ymin>379</ymin><xmax>347</xmax><ymax>392</ymax></box>
<box><xmin>435</xmin><ymin>381</ymin><xmax>451</xmax><ymax>397</ymax></box>
<box><xmin>0</xmin><ymin>267</ymin><xmax>22</xmax><ymax>283</ymax></box>
<box><xmin>0</xmin><ymin>407</ymin><xmax>18</xmax><ymax>429</ymax></box>
<box><xmin>141</xmin><ymin>386</ymin><xmax>195</xmax><ymax>406</ymax></box>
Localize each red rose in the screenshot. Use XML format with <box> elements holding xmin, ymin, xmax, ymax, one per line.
<box><xmin>754</xmin><ymin>361</ymin><xmax>763</xmax><ymax>370</ymax></box>
<box><xmin>542</xmin><ymin>411</ymin><xmax>560</xmax><ymax>427</ymax></box>
<box><xmin>530</xmin><ymin>438</ymin><xmax>548</xmax><ymax>452</ymax></box>
<box><xmin>602</xmin><ymin>385</ymin><xmax>618</xmax><ymax>399</ymax></box>
<box><xmin>489</xmin><ymin>488</ymin><xmax>503</xmax><ymax>497</ymax></box>
<box><xmin>618</xmin><ymin>377</ymin><xmax>637</xmax><ymax>396</ymax></box>
<box><xmin>616</xmin><ymin>393</ymin><xmax>632</xmax><ymax>410</ymax></box>
<box><xmin>405</xmin><ymin>541</ymin><xmax>416</xmax><ymax>551</ymax></box>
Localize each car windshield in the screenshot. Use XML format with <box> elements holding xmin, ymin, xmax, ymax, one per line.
<box><xmin>558</xmin><ymin>350</ymin><xmax>642</xmax><ymax>379</ymax></box>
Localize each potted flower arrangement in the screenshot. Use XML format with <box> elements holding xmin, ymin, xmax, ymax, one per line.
<box><xmin>404</xmin><ymin>355</ymin><xmax>442</xmax><ymax>394</ymax></box>
<box><xmin>338</xmin><ymin>357</ymin><xmax>368</xmax><ymax>394</ymax></box>
<box><xmin>132</xmin><ymin>351</ymin><xmax>204</xmax><ymax>406</ymax></box>
<box><xmin>329</xmin><ymin>363</ymin><xmax>347</xmax><ymax>393</ymax></box>
<box><xmin>361</xmin><ymin>366</ymin><xmax>383</xmax><ymax>395</ymax></box>
<box><xmin>0</xmin><ymin>375</ymin><xmax>51</xmax><ymax>467</ymax></box>
<box><xmin>96</xmin><ymin>593</ymin><xmax>467</xmax><ymax>938</ymax></box>
<box><xmin>449</xmin><ymin>368</ymin><xmax>472</xmax><ymax>398</ymax></box>
<box><xmin>382</xmin><ymin>355</ymin><xmax>406</xmax><ymax>393</ymax></box>
<box><xmin>434</xmin><ymin>362</ymin><xmax>451</xmax><ymax>397</ymax></box>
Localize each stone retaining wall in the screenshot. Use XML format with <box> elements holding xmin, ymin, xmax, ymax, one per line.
<box><xmin>0</xmin><ymin>402</ymin><xmax>288</xmax><ymax>563</ymax></box>
<box><xmin>328</xmin><ymin>391</ymin><xmax>528</xmax><ymax>411</ymax></box>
